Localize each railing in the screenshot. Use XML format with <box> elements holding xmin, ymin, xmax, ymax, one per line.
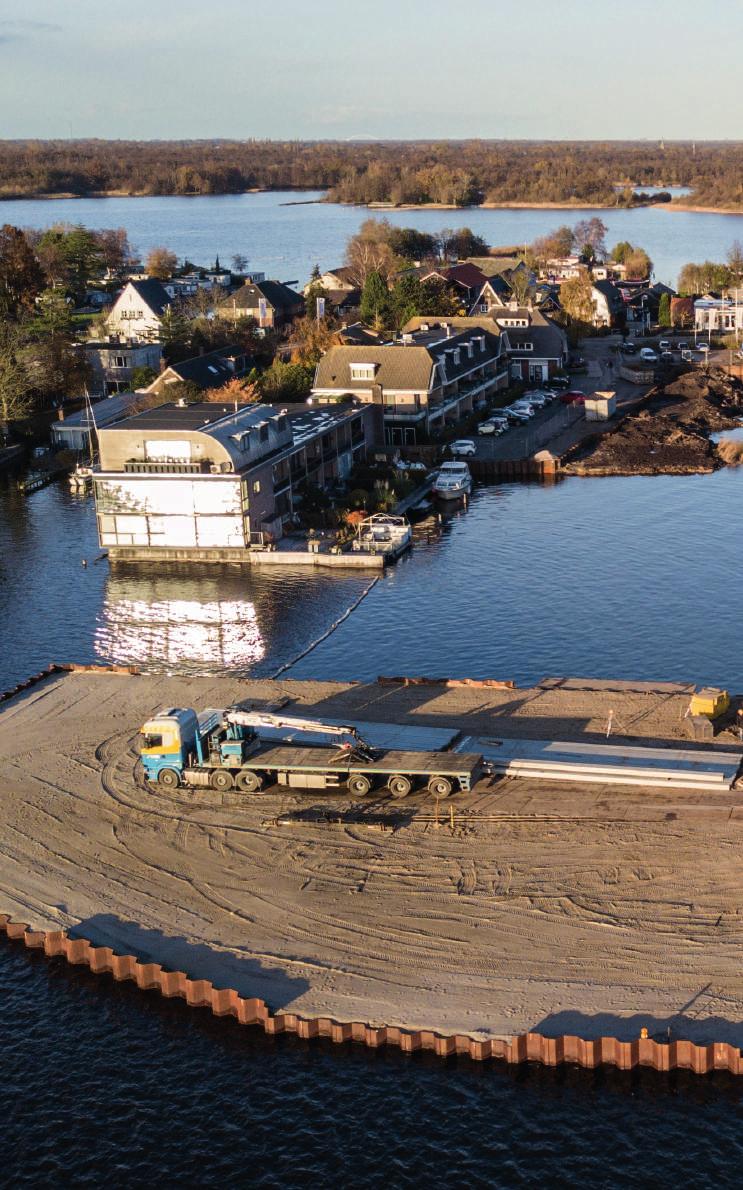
<box><xmin>124</xmin><ymin>460</ymin><xmax>214</xmax><ymax>474</ymax></box>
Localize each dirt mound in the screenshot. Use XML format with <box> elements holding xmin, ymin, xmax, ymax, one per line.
<box><xmin>566</xmin><ymin>370</ymin><xmax>743</xmax><ymax>476</ymax></box>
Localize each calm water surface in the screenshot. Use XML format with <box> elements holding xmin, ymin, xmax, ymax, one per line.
<box><xmin>2</xmin><ymin>189</ymin><xmax>743</xmax><ymax>287</ymax></box>
<box><xmin>3</xmin><ymin>427</ymin><xmax>743</xmax><ymax>1181</ymax></box>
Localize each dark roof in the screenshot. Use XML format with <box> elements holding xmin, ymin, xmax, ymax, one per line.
<box><xmin>325</xmin><ymin>288</ymin><xmax>361</xmax><ymax>309</ymax></box>
<box><xmin>338</xmin><ymin>322</ymin><xmax>384</xmax><ymax>346</ymax></box>
<box><xmin>592</xmin><ymin>279</ymin><xmax>626</xmax><ymax>313</ymax></box>
<box><xmin>220</xmin><ymin>279</ymin><xmax>304</xmax><ymax>313</ymax></box>
<box><xmin>165</xmin><ymin>348</ymin><xmax>248</xmax><ymax>389</ymax></box>
<box><xmin>128</xmin><ymin>279</ymin><xmax>172</xmax><ymax>316</ymax></box>
<box><xmin>421</xmin><ymin>263</ymin><xmax>488</xmax><ymax>291</ymax></box>
<box><xmin>117</xmin><ymin>402</ymin><xmax>249</xmax><ymax>432</ymax></box>
<box><xmin>323</xmin><ymin>266</ymin><xmax>357</xmax><ymax>285</ymax></box>
<box><xmin>314</xmin><ymin>328</ymin><xmax>502</xmax><ymax>394</ymax></box>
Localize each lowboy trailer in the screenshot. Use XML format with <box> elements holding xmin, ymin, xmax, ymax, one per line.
<box><xmin>139</xmin><ymin>706</ymin><xmax>488</xmax><ymax>799</ymax></box>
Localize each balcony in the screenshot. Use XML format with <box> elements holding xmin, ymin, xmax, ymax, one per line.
<box><xmin>124</xmin><ymin>459</ymin><xmax>215</xmax><ymax>474</ymax></box>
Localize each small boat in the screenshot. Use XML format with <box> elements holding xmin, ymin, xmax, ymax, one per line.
<box><xmin>69</xmin><ymin>464</ymin><xmax>93</xmax><ymax>491</ymax></box>
<box><xmin>432</xmin><ymin>461</ymin><xmax>473</xmax><ymax>500</ymax></box>
<box><xmin>352</xmin><ymin>513</ymin><xmax>412</xmax><ymax>558</ymax></box>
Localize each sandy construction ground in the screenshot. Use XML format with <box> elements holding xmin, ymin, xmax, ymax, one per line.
<box><xmin>2</xmin><ymin>669</ymin><xmax>743</xmax><ymax>1045</ymax></box>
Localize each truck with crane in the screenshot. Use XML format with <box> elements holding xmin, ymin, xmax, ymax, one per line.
<box><xmin>138</xmin><ymin>707</ymin><xmax>488</xmax><ymax>799</ymax></box>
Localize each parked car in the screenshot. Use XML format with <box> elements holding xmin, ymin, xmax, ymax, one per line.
<box><xmin>622</xmin><ymin>342</ymin><xmax>638</xmax><ymax>355</ymax></box>
<box><xmin>678</xmin><ymin>340</ymin><xmax>689</xmax><ymax>350</ymax></box>
<box><xmin>561</xmin><ymin>390</ymin><xmax>586</xmax><ymax>404</ymax></box>
<box><xmin>511</xmin><ymin>403</ymin><xmax>536</xmax><ymax>416</ymax></box>
<box><xmin>659</xmin><ymin>340</ymin><xmax>671</xmax><ymax>351</ymax></box>
<box><xmin>698</xmin><ymin>344</ymin><xmax>711</xmax><ymax>355</ymax></box>
<box><xmin>640</xmin><ymin>348</ymin><xmax>658</xmax><ymax>363</ymax></box>
<box><xmin>681</xmin><ymin>349</ymin><xmax>693</xmax><ymax>362</ymax></box>
<box><xmin>660</xmin><ymin>350</ymin><xmax>674</xmax><ymax>363</ymax></box>
<box><xmin>549</xmin><ymin>375</ymin><xmax>570</xmax><ymax>389</ymax></box>
<box><xmin>506</xmin><ymin>408</ymin><xmax>531</xmax><ymax>423</ymax></box>
<box><xmin>478</xmin><ymin>419</ymin><xmax>500</xmax><ymax>436</ymax></box>
<box><xmin>523</xmin><ymin>392</ymin><xmax>547</xmax><ymax>408</ymax></box>
<box><xmin>449</xmin><ymin>439</ymin><xmax>477</xmax><ymax>457</ymax></box>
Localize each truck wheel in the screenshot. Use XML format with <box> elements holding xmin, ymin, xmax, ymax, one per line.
<box><xmin>157</xmin><ymin>768</ymin><xmax>180</xmax><ymax>789</ymax></box>
<box><xmin>388</xmin><ymin>774</ymin><xmax>412</xmax><ymax>798</ymax></box>
<box><xmin>428</xmin><ymin>776</ymin><xmax>453</xmax><ymax>798</ymax></box>
<box><xmin>235</xmin><ymin>770</ymin><xmax>263</xmax><ymax>793</ymax></box>
<box><xmin>210</xmin><ymin>769</ymin><xmax>234</xmax><ymax>791</ymax></box>
<box><xmin>348</xmin><ymin>774</ymin><xmax>372</xmax><ymax>796</ymax></box>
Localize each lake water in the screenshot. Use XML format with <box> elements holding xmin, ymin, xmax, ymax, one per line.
<box><xmin>3</xmin><ymin>464</ymin><xmax>743</xmax><ymax>1184</ymax></box>
<box><xmin>4</xmin><ymin>186</ymin><xmax>743</xmax><ymax>1182</ymax></box>
<box><xmin>2</xmin><ymin>189</ymin><xmax>743</xmax><ymax>288</ymax></box>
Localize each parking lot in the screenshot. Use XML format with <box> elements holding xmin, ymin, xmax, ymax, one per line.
<box><xmin>459</xmin><ymin>335</ymin><xmax>650</xmax><ymax>463</ymax></box>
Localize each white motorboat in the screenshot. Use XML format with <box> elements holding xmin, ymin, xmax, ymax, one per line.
<box><xmin>432</xmin><ymin>461</ymin><xmax>472</xmax><ymax>500</ymax></box>
<box><xmin>352</xmin><ymin>513</ymin><xmax>412</xmax><ymax>557</ymax></box>
<box><xmin>68</xmin><ymin>464</ymin><xmax>93</xmax><ymax>491</ymax></box>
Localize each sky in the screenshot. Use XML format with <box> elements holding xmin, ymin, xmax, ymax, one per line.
<box><xmin>1</xmin><ymin>0</ymin><xmax>743</xmax><ymax>140</ymax></box>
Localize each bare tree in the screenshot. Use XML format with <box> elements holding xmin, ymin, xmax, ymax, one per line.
<box><xmin>344</xmin><ymin>218</ymin><xmax>398</xmax><ymax>287</ymax></box>
<box><xmin>145</xmin><ymin>246</ymin><xmax>178</xmax><ymax>280</ymax></box>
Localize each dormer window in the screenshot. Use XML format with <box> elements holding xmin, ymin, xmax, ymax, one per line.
<box><xmin>350</xmin><ymin>362</ymin><xmax>377</xmax><ymax>381</ymax></box>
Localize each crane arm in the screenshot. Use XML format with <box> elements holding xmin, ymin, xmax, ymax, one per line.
<box><xmin>224</xmin><ymin>709</ymin><xmax>370</xmax><ymax>747</ymax></box>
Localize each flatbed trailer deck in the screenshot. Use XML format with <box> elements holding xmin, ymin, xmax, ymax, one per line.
<box><xmin>178</xmin><ymin>745</ymin><xmax>488</xmax><ymax>797</ymax></box>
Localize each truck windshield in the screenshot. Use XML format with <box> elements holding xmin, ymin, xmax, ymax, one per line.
<box><xmin>142</xmin><ymin>733</ymin><xmax>163</xmax><ymax>749</ymax></box>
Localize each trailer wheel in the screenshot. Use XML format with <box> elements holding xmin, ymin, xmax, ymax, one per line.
<box><xmin>348</xmin><ymin>774</ymin><xmax>372</xmax><ymax>796</ymax></box>
<box><xmin>388</xmin><ymin>774</ymin><xmax>412</xmax><ymax>798</ymax></box>
<box><xmin>210</xmin><ymin>769</ymin><xmax>234</xmax><ymax>791</ymax></box>
<box><xmin>157</xmin><ymin>768</ymin><xmax>180</xmax><ymax>789</ymax></box>
<box><xmin>235</xmin><ymin>770</ymin><xmax>264</xmax><ymax>793</ymax></box>
<box><xmin>428</xmin><ymin>776</ymin><xmax>453</xmax><ymax>798</ymax></box>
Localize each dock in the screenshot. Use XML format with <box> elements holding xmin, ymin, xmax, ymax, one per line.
<box><xmin>3</xmin><ymin>665</ymin><xmax>743</xmax><ymax>1071</ymax></box>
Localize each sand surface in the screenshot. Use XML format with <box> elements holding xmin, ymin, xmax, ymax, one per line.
<box><xmin>2</xmin><ymin>670</ymin><xmax>743</xmax><ymax>1045</ymax></box>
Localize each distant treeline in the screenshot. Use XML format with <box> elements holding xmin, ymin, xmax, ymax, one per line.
<box><xmin>1</xmin><ymin>140</ymin><xmax>743</xmax><ymax>208</ymax></box>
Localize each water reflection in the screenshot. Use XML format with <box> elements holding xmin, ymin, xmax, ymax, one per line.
<box><xmin>96</xmin><ymin>595</ymin><xmax>265</xmax><ymax>671</ymax></box>
<box><xmin>91</xmin><ymin>561</ymin><xmax>372</xmax><ymax>679</ymax></box>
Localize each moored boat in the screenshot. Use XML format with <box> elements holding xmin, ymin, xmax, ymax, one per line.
<box><xmin>432</xmin><ymin>461</ymin><xmax>472</xmax><ymax>500</ymax></box>
<box><xmin>352</xmin><ymin>513</ymin><xmax>412</xmax><ymax>558</ymax></box>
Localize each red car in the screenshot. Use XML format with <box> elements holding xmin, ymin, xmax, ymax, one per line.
<box><xmin>560</xmin><ymin>390</ymin><xmax>586</xmax><ymax>404</ymax></box>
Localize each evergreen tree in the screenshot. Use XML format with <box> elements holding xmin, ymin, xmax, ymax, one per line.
<box><xmin>360</xmin><ymin>270</ymin><xmax>392</xmax><ymax>331</ymax></box>
<box><xmin>658</xmin><ymin>292</ymin><xmax>672</xmax><ymax>327</ymax></box>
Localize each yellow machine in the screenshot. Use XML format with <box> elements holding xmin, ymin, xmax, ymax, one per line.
<box><xmin>689</xmin><ymin>688</ymin><xmax>730</xmax><ymax>720</ymax></box>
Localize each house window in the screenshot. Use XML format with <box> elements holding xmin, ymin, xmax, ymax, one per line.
<box><xmin>520</xmin><ymin>342</ymin><xmax>533</xmax><ymax>352</ymax></box>
<box><xmin>349</xmin><ymin>363</ymin><xmax>376</xmax><ymax>381</ymax></box>
<box><xmin>259</xmin><ymin>424</ymin><xmax>269</xmax><ymax>442</ymax></box>
<box><xmin>114</xmin><ymin>356</ymin><xmax>127</xmax><ymax>368</ymax></box>
<box><xmin>253</xmin><ymin>480</ymin><xmax>261</xmax><ymax>494</ymax></box>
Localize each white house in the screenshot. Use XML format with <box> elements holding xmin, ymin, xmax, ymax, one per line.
<box><xmin>105</xmin><ymin>279</ymin><xmax>173</xmax><ymax>342</ymax></box>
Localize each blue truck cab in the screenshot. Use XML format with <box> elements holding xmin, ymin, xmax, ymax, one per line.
<box><xmin>139</xmin><ymin>707</ymin><xmax>222</xmax><ymax>786</ymax></box>
<box><xmin>139</xmin><ymin>707</ymin><xmax>259</xmax><ymax>787</ymax></box>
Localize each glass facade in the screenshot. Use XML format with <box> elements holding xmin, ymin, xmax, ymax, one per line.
<box><xmin>95</xmin><ymin>476</ymin><xmax>245</xmax><ymax>548</ymax></box>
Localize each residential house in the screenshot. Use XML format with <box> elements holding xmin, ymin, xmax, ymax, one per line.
<box><xmin>142</xmin><ymin>347</ymin><xmax>252</xmax><ymax>399</ymax></box>
<box><xmin>312</xmin><ymin>325</ymin><xmax>508</xmax><ymax>445</ymax></box>
<box><xmin>419</xmin><ymin>263</ymin><xmax>488</xmax><ymax>311</ymax></box>
<box><xmin>51</xmin><ymin>392</ymin><xmax>140</xmax><ymax>453</ymax></box>
<box><xmin>304</xmin><ymin>266</ymin><xmax>358</xmax><ymax>295</ymax></box>
<box><xmin>492</xmin><ymin>308</ymin><xmax>569</xmax><ymax>383</ymax></box>
<box><xmin>93</xmin><ymin>400</ymin><xmax>380</xmax><ymax>558</ymax></box>
<box><xmin>694</xmin><ymin>295</ymin><xmax>743</xmax><ymax>336</ymax></box>
<box><xmin>85</xmin><ymin>340</ymin><xmax>163</xmax><ymax>396</ymax></box>
<box><xmin>105</xmin><ymin>279</ymin><xmax>173</xmax><ymax>341</ymax></box>
<box><xmin>217</xmin><ymin>279</ymin><xmax>304</xmax><ymax>329</ymax></box>
<box><xmin>591</xmin><ymin>280</ymin><xmax>626</xmax><ymax>329</ymax></box>
<box><xmin>402</xmin><ymin>308</ymin><xmax>568</xmax><ymax>385</ymax></box>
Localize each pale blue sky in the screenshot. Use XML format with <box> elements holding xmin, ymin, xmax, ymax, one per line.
<box><xmin>0</xmin><ymin>0</ymin><xmax>741</xmax><ymax>139</ymax></box>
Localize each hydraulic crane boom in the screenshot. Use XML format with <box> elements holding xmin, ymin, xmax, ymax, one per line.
<box><xmin>223</xmin><ymin>709</ymin><xmax>374</xmax><ymax>756</ymax></box>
